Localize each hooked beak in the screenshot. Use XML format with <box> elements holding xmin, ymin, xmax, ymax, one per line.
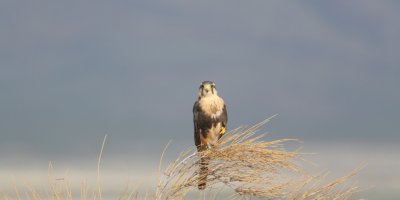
<box><xmin>203</xmin><ymin>85</ymin><xmax>211</xmax><ymax>92</ymax></box>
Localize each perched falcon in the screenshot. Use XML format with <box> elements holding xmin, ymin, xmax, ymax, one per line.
<box><xmin>193</xmin><ymin>81</ymin><xmax>228</xmax><ymax>190</ymax></box>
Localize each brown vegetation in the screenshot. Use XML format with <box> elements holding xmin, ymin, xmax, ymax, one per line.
<box><xmin>0</xmin><ymin>116</ymin><xmax>370</xmax><ymax>200</ymax></box>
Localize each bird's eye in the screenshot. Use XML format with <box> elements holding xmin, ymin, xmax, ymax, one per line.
<box><xmin>211</xmin><ymin>85</ymin><xmax>214</xmax><ymax>88</ymax></box>
<box><xmin>200</xmin><ymin>85</ymin><xmax>204</xmax><ymax>88</ymax></box>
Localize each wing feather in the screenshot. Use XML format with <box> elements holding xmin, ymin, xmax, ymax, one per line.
<box><xmin>193</xmin><ymin>100</ymin><xmax>201</xmax><ymax>150</ymax></box>
<box><xmin>218</xmin><ymin>104</ymin><xmax>228</xmax><ymax>140</ymax></box>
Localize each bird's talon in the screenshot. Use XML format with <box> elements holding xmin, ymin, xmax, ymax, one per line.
<box><xmin>220</xmin><ymin>127</ymin><xmax>226</xmax><ymax>135</ymax></box>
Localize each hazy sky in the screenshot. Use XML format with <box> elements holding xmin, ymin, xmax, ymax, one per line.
<box><xmin>1</xmin><ymin>1</ymin><xmax>399</xmax><ymax>199</ymax></box>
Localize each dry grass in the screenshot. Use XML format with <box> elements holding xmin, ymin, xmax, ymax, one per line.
<box><xmin>0</xmin><ymin>116</ymin><xmax>371</xmax><ymax>200</ymax></box>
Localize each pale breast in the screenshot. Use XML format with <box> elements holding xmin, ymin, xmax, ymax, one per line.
<box><xmin>199</xmin><ymin>96</ymin><xmax>224</xmax><ymax>117</ymax></box>
<box><xmin>204</xmin><ymin>122</ymin><xmax>222</xmax><ymax>146</ymax></box>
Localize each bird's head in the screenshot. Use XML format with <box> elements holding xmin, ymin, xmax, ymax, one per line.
<box><xmin>198</xmin><ymin>81</ymin><xmax>217</xmax><ymax>98</ymax></box>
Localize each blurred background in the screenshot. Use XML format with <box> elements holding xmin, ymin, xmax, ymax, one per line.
<box><xmin>1</xmin><ymin>1</ymin><xmax>399</xmax><ymax>199</ymax></box>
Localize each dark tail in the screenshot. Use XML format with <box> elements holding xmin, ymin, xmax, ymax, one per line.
<box><xmin>198</xmin><ymin>156</ymin><xmax>209</xmax><ymax>190</ymax></box>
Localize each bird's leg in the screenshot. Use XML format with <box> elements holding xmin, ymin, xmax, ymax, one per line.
<box><xmin>220</xmin><ymin>126</ymin><xmax>226</xmax><ymax>135</ymax></box>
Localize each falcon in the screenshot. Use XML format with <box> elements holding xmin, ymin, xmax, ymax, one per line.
<box><xmin>193</xmin><ymin>81</ymin><xmax>228</xmax><ymax>190</ymax></box>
